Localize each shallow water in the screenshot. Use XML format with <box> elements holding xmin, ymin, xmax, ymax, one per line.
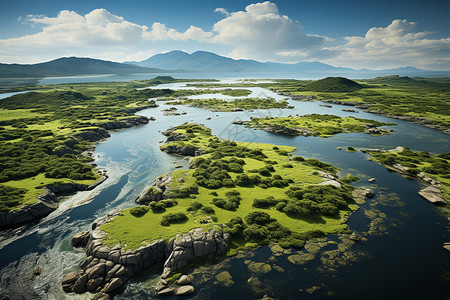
<box><xmin>0</xmin><ymin>80</ymin><xmax>449</xmax><ymax>299</ymax></box>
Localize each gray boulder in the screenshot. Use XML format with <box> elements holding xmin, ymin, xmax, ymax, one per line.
<box><xmin>72</xmin><ymin>231</ymin><xmax>91</xmax><ymax>247</ymax></box>
<box><xmin>177</xmin><ymin>274</ymin><xmax>193</xmax><ymax>285</ymax></box>
<box><xmin>175</xmin><ymin>285</ymin><xmax>195</xmax><ymax>296</ymax></box>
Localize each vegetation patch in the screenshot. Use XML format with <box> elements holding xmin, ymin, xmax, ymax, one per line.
<box><xmin>168</xmin><ymin>97</ymin><xmax>291</xmax><ymax>112</ymax></box>
<box><xmin>242</xmin><ymin>114</ymin><xmax>394</xmax><ymax>137</ymax></box>
<box><xmin>100</xmin><ymin>124</ymin><xmax>358</xmax><ymax>251</ymax></box>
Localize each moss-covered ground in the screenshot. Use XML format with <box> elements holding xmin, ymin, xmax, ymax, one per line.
<box><xmin>243</xmin><ymin>114</ymin><xmax>395</xmax><ymax>137</ymax></box>
<box><xmin>168</xmin><ymin>97</ymin><xmax>291</xmax><ymax>112</ymax></box>
<box><xmin>100</xmin><ymin>124</ymin><xmax>358</xmax><ymax>251</ymax></box>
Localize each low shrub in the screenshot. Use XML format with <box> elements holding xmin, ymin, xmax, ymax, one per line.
<box><xmin>130</xmin><ymin>206</ymin><xmax>150</xmax><ymax>217</ymax></box>
<box><xmin>160</xmin><ymin>212</ymin><xmax>188</xmax><ymax>226</ymax></box>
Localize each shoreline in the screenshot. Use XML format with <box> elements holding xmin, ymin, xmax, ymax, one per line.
<box><xmin>0</xmin><ymin>115</ymin><xmax>152</xmax><ymax>231</ymax></box>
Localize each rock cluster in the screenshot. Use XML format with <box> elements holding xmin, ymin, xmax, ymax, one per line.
<box><xmin>419</xmin><ymin>185</ymin><xmax>446</xmax><ymax>205</ymax></box>
<box><xmin>317</xmin><ymin>171</ymin><xmax>342</xmax><ymax>188</ymax></box>
<box><xmin>247</xmin><ymin>124</ymin><xmax>314</xmax><ymax>137</ymax></box>
<box><xmin>74</xmin><ymin>128</ymin><xmax>110</xmax><ymax>142</ymax></box>
<box><xmin>135</xmin><ymin>174</ymin><xmax>171</xmax><ymax>205</ymax></box>
<box><xmin>62</xmin><ymin>222</ymin><xmax>230</xmax><ymax>297</ymax></box>
<box><xmin>97</xmin><ymin>116</ymin><xmax>151</xmax><ymax>130</ymax></box>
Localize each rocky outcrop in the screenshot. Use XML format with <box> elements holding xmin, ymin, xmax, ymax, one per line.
<box><xmin>97</xmin><ymin>116</ymin><xmax>151</xmax><ymax>131</ymax></box>
<box><xmin>290</xmin><ymin>94</ymin><xmax>317</xmax><ymax>101</ymax></box>
<box><xmin>0</xmin><ymin>177</ymin><xmax>107</xmax><ymax>230</ymax></box>
<box><xmin>444</xmin><ymin>242</ymin><xmax>450</xmax><ymax>253</ymax></box>
<box><xmin>419</xmin><ymin>186</ymin><xmax>446</xmax><ymax>205</ymax></box>
<box><xmin>72</xmin><ymin>231</ymin><xmax>91</xmax><ymax>247</ymax></box>
<box><xmin>62</xmin><ymin>225</ymin><xmax>230</xmax><ymax>296</ymax></box>
<box><xmin>175</xmin><ymin>285</ymin><xmax>195</xmax><ymax>296</ymax></box>
<box><xmin>161</xmin><ymin>228</ymin><xmax>231</xmax><ymax>278</ymax></box>
<box><xmin>75</xmin><ymin>128</ymin><xmax>110</xmax><ymax>142</ymax></box>
<box><xmin>317</xmin><ymin>171</ymin><xmax>342</xmax><ymax>188</ymax></box>
<box><xmin>364</xmin><ymin>127</ymin><xmax>392</xmax><ymax>135</ymax></box>
<box><xmin>135</xmin><ymin>174</ymin><xmax>171</xmax><ymax>205</ymax></box>
<box><xmin>245</xmin><ymin>124</ymin><xmax>314</xmax><ymax>137</ymax></box>
<box><xmin>161</xmin><ymin>144</ymin><xmax>206</xmax><ymax>156</ymax></box>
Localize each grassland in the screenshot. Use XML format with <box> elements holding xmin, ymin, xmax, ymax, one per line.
<box><xmin>167</xmin><ymin>97</ymin><xmax>291</xmax><ymax>112</ymax></box>
<box><xmin>100</xmin><ymin>124</ymin><xmax>358</xmax><ymax>251</ymax></box>
<box><xmin>242</xmin><ymin>114</ymin><xmax>395</xmax><ymax>137</ymax></box>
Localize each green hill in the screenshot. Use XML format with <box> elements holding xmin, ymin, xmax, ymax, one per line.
<box><xmin>305</xmin><ymin>77</ymin><xmax>363</xmax><ymax>92</ymax></box>
<box><xmin>0</xmin><ymin>57</ymin><xmax>172</xmax><ymax>78</ymax></box>
<box><xmin>363</xmin><ymin>75</ymin><xmax>428</xmax><ymax>86</ymax></box>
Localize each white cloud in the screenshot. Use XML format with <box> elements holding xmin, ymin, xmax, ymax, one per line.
<box><xmin>145</xmin><ymin>23</ymin><xmax>212</xmax><ymax>41</ymax></box>
<box><xmin>214</xmin><ymin>8</ymin><xmax>230</xmax><ymax>17</ymax></box>
<box><xmin>0</xmin><ymin>8</ymin><xmax>215</xmax><ymax>63</ymax></box>
<box><xmin>0</xmin><ymin>9</ymin><xmax>152</xmax><ymax>63</ymax></box>
<box><xmin>210</xmin><ymin>1</ymin><xmax>331</xmax><ymax>61</ymax></box>
<box><xmin>326</xmin><ymin>19</ymin><xmax>450</xmax><ymax>70</ymax></box>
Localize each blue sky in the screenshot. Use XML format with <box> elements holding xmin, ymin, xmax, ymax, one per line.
<box><xmin>0</xmin><ymin>0</ymin><xmax>449</xmax><ymax>70</ymax></box>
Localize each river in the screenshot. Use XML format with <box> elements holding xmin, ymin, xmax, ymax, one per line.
<box><xmin>0</xmin><ymin>80</ymin><xmax>449</xmax><ymax>299</ymax></box>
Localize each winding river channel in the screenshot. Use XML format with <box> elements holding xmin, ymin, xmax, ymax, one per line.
<box><xmin>1</xmin><ymin>79</ymin><xmax>449</xmax><ymax>299</ymax></box>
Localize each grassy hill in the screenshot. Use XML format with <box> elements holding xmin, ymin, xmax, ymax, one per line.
<box><xmin>305</xmin><ymin>77</ymin><xmax>363</xmax><ymax>92</ymax></box>
<box><xmin>0</xmin><ymin>57</ymin><xmax>172</xmax><ymax>78</ymax></box>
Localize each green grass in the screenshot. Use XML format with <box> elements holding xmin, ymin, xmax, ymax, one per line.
<box><xmin>167</xmin><ymin>97</ymin><xmax>291</xmax><ymax>112</ymax></box>
<box><xmin>101</xmin><ymin>124</ymin><xmax>357</xmax><ymax>250</ymax></box>
<box><xmin>0</xmin><ymin>173</ymin><xmax>99</xmax><ymax>210</ymax></box>
<box><xmin>243</xmin><ymin>114</ymin><xmax>395</xmax><ymax>137</ymax></box>
<box><xmin>0</xmin><ymin>109</ymin><xmax>47</xmax><ymax>121</ymax></box>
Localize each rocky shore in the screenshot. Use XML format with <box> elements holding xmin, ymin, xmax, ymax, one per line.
<box><xmin>62</xmin><ymin>210</ymin><xmax>230</xmax><ymax>299</ymax></box>
<box><xmin>0</xmin><ymin>172</ymin><xmax>107</xmax><ymax>231</ymax></box>
<box><xmin>0</xmin><ymin>115</ymin><xmax>153</xmax><ymax>231</ymax></box>
<box><xmin>363</xmin><ymin>147</ymin><xmax>447</xmax><ymax>206</ymax></box>
<box><xmin>160</xmin><ymin>125</ymin><xmax>208</xmax><ymax>156</ymax></box>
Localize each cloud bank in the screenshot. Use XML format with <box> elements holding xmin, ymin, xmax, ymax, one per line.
<box><xmin>0</xmin><ymin>2</ymin><xmax>449</xmax><ymax>70</ymax></box>
<box><xmin>327</xmin><ymin>19</ymin><xmax>450</xmax><ymax>70</ymax></box>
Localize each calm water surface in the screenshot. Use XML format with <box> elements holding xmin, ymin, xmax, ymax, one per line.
<box><xmin>0</xmin><ymin>81</ymin><xmax>449</xmax><ymax>299</ymax></box>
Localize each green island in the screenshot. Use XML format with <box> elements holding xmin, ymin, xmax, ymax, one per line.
<box><xmin>101</xmin><ymin>123</ymin><xmax>358</xmax><ymax>252</ymax></box>
<box><xmin>240</xmin><ymin>114</ymin><xmax>395</xmax><ymax>137</ymax></box>
<box><xmin>365</xmin><ymin>147</ymin><xmax>450</xmax><ymax>215</ymax></box>
<box><xmin>186</xmin><ymin>76</ymin><xmax>450</xmax><ymax>132</ymax></box>
<box><xmin>168</xmin><ymin>97</ymin><xmax>291</xmax><ymax>112</ymax></box>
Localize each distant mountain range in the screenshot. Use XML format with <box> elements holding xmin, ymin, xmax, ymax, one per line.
<box><xmin>0</xmin><ymin>52</ymin><xmax>449</xmax><ymax>80</ymax></box>
<box><xmin>129</xmin><ymin>50</ymin><xmax>450</xmax><ymax>77</ymax></box>
<box><xmin>0</xmin><ymin>57</ymin><xmax>174</xmax><ymax>78</ymax></box>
